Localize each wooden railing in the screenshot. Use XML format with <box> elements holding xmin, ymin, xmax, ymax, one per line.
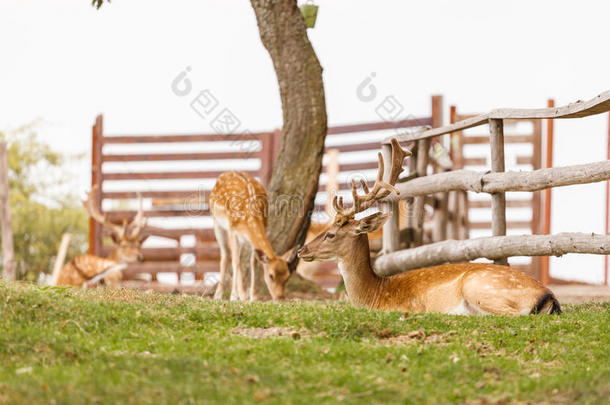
<box><xmin>377</xmin><ymin>91</ymin><xmax>610</xmax><ymax>283</ymax></box>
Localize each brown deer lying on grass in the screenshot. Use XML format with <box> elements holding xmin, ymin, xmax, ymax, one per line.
<box><xmin>209</xmin><ymin>171</ymin><xmax>299</xmax><ymax>301</ymax></box>
<box><xmin>298</xmin><ymin>139</ymin><xmax>561</xmax><ymax>315</ymax></box>
<box><xmin>56</xmin><ymin>187</ymin><xmax>147</xmax><ymax>288</ymax></box>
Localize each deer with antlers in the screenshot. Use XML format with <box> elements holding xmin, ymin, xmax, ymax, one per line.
<box><xmin>298</xmin><ymin>139</ymin><xmax>561</xmax><ymax>315</ymax></box>
<box><xmin>56</xmin><ymin>186</ymin><xmax>147</xmax><ymax>287</ymax></box>
<box><xmin>209</xmin><ymin>171</ymin><xmax>299</xmax><ymax>301</ymax></box>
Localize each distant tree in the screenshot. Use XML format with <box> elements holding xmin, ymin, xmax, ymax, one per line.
<box><xmin>1</xmin><ymin>125</ymin><xmax>88</xmax><ymax>280</ymax></box>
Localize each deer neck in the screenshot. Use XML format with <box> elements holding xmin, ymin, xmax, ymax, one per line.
<box><xmin>244</xmin><ymin>219</ymin><xmax>277</xmax><ymax>260</ymax></box>
<box><xmin>336</xmin><ymin>234</ymin><xmax>386</xmax><ymax>309</ymax></box>
<box><xmin>107</xmin><ymin>250</ymin><xmax>122</xmax><ymax>263</ymax></box>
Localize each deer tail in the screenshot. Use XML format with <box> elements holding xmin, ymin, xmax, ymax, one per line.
<box><xmin>531</xmin><ymin>292</ymin><xmax>562</xmax><ymax>315</ymax></box>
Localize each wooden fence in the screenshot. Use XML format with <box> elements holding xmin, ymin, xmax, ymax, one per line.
<box><xmin>449</xmin><ymin>103</ymin><xmax>546</xmax><ymax>279</ymax></box>
<box><xmin>90</xmin><ymin>96</ymin><xmax>443</xmax><ymax>288</ymax></box>
<box><xmin>376</xmin><ymin>91</ymin><xmax>610</xmax><ymax>284</ymax></box>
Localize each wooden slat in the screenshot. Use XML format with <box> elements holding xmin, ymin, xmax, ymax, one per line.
<box><xmin>102</xmin><ymin>190</ymin><xmax>209</xmax><ymax>199</ymax></box>
<box><xmin>317</xmin><ymin>180</ymin><xmax>375</xmax><ymax>193</ymax></box>
<box><xmin>468</xmin><ymin>199</ymin><xmax>532</xmax><ymax>209</ymax></box>
<box><xmin>386</xmin><ymin>90</ymin><xmax>610</xmax><ymax>143</ymax></box>
<box><xmin>103</xmin><ymin>245</ymin><xmax>220</xmax><ymax>261</ymax></box>
<box><xmin>102</xmin><ymin>132</ymin><xmax>270</xmax><ymax>144</ymax></box>
<box><xmin>103</xmin><ymin>151</ymin><xmax>259</xmax><ymax>162</ymax></box>
<box><xmin>107</xmin><ymin>209</ymin><xmax>209</xmax><ymax>221</ymax></box>
<box><xmin>462</xmin><ymin>135</ymin><xmax>533</xmax><ymax>144</ymax></box>
<box><xmin>327</xmin><ymin>117</ymin><xmax>432</xmax><ymax>135</ymax></box>
<box><xmin>468</xmin><ymin>220</ymin><xmax>532</xmax><ymax>230</ymax></box>
<box><xmin>103</xmin><ymin>227</ymin><xmax>215</xmax><ymax>241</ymax></box>
<box><xmin>335</xmin><ymin>161</ymin><xmax>379</xmax><ymax>172</ymax></box>
<box><xmin>516</xmin><ymin>156</ymin><xmax>533</xmax><ymax>165</ymax></box>
<box><xmin>463</xmin><ymin>157</ymin><xmax>487</xmax><ymax>166</ymax></box>
<box><xmin>325</xmin><ymin>142</ymin><xmax>385</xmax><ymax>153</ymax></box>
<box><xmin>102</xmin><ymin>169</ymin><xmax>256</xmax><ymax>181</ymax></box>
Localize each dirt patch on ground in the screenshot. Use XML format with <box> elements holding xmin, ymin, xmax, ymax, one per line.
<box><xmin>232</xmin><ymin>326</ymin><xmax>309</xmax><ymax>339</ymax></box>
<box><xmin>379</xmin><ymin>329</ymin><xmax>457</xmax><ymax>345</ymax></box>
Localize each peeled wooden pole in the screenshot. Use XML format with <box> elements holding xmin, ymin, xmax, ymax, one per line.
<box><xmin>489</xmin><ymin>119</ymin><xmax>508</xmax><ymax>265</ymax></box>
<box><xmin>381</xmin><ymin>143</ymin><xmax>400</xmax><ymax>253</ymax></box>
<box><xmin>412</xmin><ymin>139</ymin><xmax>430</xmax><ymax>246</ymax></box>
<box><xmin>541</xmin><ymin>98</ymin><xmax>555</xmax><ymax>285</ymax></box>
<box><xmin>51</xmin><ymin>234</ymin><xmax>72</xmax><ymax>285</ymax></box>
<box><xmin>387</xmin><ymin>160</ymin><xmax>610</xmax><ymax>200</ymax></box>
<box><xmin>375</xmin><ymin>232</ymin><xmax>610</xmax><ymax>276</ymax></box>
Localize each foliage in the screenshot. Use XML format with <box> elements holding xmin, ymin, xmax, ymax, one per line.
<box><xmin>91</xmin><ymin>0</ymin><xmax>109</xmax><ymax>10</ymax></box>
<box><xmin>0</xmin><ymin>283</ymin><xmax>608</xmax><ymax>404</ymax></box>
<box><xmin>0</xmin><ymin>125</ymin><xmax>88</xmax><ymax>280</ymax></box>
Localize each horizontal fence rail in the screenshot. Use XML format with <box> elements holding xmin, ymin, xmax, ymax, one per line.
<box><xmin>385</xmin><ymin>91</ymin><xmax>610</xmax><ymax>143</ymax></box>
<box><xmin>375</xmin><ymin>233</ymin><xmax>610</xmax><ymax>276</ymax></box>
<box><xmin>383</xmin><ymin>160</ymin><xmax>610</xmax><ymax>200</ymax></box>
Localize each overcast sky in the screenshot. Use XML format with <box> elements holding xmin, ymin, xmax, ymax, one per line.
<box><xmin>1</xmin><ymin>0</ymin><xmax>609</xmax><ymax>283</ymax></box>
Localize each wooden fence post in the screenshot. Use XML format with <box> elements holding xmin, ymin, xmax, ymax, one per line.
<box><xmin>448</xmin><ymin>105</ymin><xmax>463</xmax><ymax>240</ymax></box>
<box><xmin>90</xmin><ymin>115</ymin><xmax>103</xmax><ymax>256</ymax></box>
<box><xmin>51</xmin><ymin>234</ymin><xmax>71</xmax><ymax>285</ymax></box>
<box><xmin>381</xmin><ymin>143</ymin><xmax>400</xmax><ymax>253</ymax></box>
<box><xmin>0</xmin><ymin>142</ymin><xmax>15</xmax><ymax>281</ymax></box>
<box><xmin>489</xmin><ymin>118</ymin><xmax>508</xmax><ymax>265</ymax></box>
<box><xmin>605</xmin><ymin>111</ymin><xmax>610</xmax><ymax>286</ymax></box>
<box><xmin>325</xmin><ymin>149</ymin><xmax>340</xmax><ymax>217</ymax></box>
<box><xmin>531</xmin><ymin>118</ymin><xmax>543</xmax><ymax>280</ymax></box>
<box><xmin>430</xmin><ymin>95</ymin><xmax>448</xmax><ymax>242</ymax></box>
<box><xmin>412</xmin><ymin>138</ymin><xmax>430</xmax><ymax>247</ymax></box>
<box><xmin>540</xmin><ymin>99</ymin><xmax>554</xmax><ymax>285</ymax></box>
<box><xmin>404</xmin><ymin>148</ymin><xmax>418</xmax><ymax>246</ymax></box>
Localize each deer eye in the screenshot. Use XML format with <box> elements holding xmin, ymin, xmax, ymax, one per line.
<box><xmin>324</xmin><ymin>233</ymin><xmax>335</xmax><ymax>240</ymax></box>
<box><xmin>268</xmin><ymin>273</ymin><xmax>274</xmax><ymax>281</ymax></box>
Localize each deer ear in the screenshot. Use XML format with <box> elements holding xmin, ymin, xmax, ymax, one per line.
<box><xmin>254</xmin><ymin>249</ymin><xmax>270</xmax><ymax>264</ymax></box>
<box><xmin>110</xmin><ymin>233</ymin><xmax>121</xmax><ymax>244</ymax></box>
<box><xmin>282</xmin><ymin>246</ymin><xmax>300</xmax><ymax>268</ymax></box>
<box><xmin>354</xmin><ymin>212</ymin><xmax>389</xmax><ymax>235</ymax></box>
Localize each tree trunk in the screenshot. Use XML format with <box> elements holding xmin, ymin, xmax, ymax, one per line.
<box><xmin>247</xmin><ymin>0</ymin><xmax>328</xmax><ymax>298</ymax></box>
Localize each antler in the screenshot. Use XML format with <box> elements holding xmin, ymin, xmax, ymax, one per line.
<box><xmin>333</xmin><ymin>138</ymin><xmax>411</xmax><ymax>217</ymax></box>
<box><xmin>84</xmin><ymin>185</ymin><xmax>125</xmax><ymax>238</ymax></box>
<box><xmin>127</xmin><ymin>192</ymin><xmax>146</xmax><ymax>240</ymax></box>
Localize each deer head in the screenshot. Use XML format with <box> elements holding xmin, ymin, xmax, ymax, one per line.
<box><xmin>85</xmin><ymin>186</ymin><xmax>147</xmax><ymax>263</ymax></box>
<box><xmin>254</xmin><ymin>247</ymin><xmax>300</xmax><ymax>300</ymax></box>
<box><xmin>298</xmin><ymin>138</ymin><xmax>410</xmax><ymax>262</ymax></box>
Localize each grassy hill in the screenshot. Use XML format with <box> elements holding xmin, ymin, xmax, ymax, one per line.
<box><xmin>0</xmin><ymin>282</ymin><xmax>608</xmax><ymax>404</ymax></box>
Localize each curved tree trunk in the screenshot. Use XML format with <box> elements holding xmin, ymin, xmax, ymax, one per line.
<box><xmin>246</xmin><ymin>0</ymin><xmax>328</xmax><ymax>298</ymax></box>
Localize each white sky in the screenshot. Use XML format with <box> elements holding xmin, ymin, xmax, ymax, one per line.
<box><xmin>1</xmin><ymin>0</ymin><xmax>609</xmax><ymax>283</ymax></box>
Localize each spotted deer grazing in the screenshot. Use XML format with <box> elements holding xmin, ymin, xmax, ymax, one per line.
<box><xmin>209</xmin><ymin>171</ymin><xmax>299</xmax><ymax>301</ymax></box>
<box><xmin>56</xmin><ymin>186</ymin><xmax>147</xmax><ymax>287</ymax></box>
<box><xmin>298</xmin><ymin>139</ymin><xmax>561</xmax><ymax>315</ymax></box>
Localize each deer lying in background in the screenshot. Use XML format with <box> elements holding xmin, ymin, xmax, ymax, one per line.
<box><xmin>298</xmin><ymin>139</ymin><xmax>561</xmax><ymax>315</ymax></box>
<box><xmin>209</xmin><ymin>171</ymin><xmax>299</xmax><ymax>301</ymax></box>
<box><xmin>56</xmin><ymin>187</ymin><xmax>147</xmax><ymax>287</ymax></box>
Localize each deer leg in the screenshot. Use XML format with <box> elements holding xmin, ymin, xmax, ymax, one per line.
<box><xmin>249</xmin><ymin>250</ymin><xmax>261</xmax><ymax>302</ymax></box>
<box><xmin>229</xmin><ymin>232</ymin><xmax>243</xmax><ymax>301</ymax></box>
<box><xmin>235</xmin><ymin>239</ymin><xmax>250</xmax><ymax>301</ymax></box>
<box><xmin>213</xmin><ymin>223</ymin><xmax>232</xmax><ymax>300</ymax></box>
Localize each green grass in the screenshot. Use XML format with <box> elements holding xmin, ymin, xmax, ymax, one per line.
<box><xmin>0</xmin><ymin>282</ymin><xmax>608</xmax><ymax>404</ymax></box>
